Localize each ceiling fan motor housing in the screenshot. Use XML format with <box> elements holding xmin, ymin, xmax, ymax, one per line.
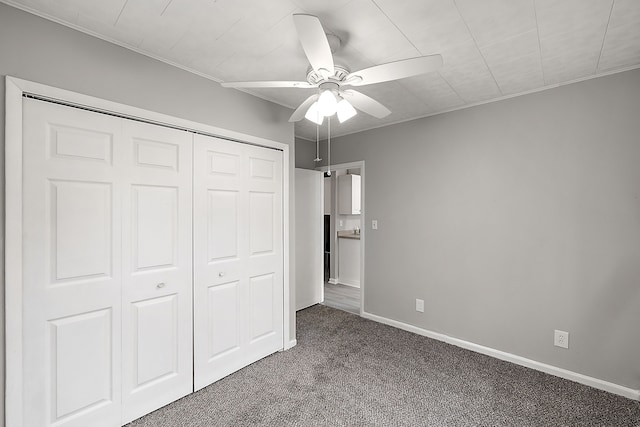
<box><xmin>307</xmin><ymin>64</ymin><xmax>351</xmax><ymax>85</ymax></box>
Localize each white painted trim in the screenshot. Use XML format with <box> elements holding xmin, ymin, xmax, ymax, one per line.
<box><xmin>284</xmin><ymin>339</ymin><xmax>297</xmax><ymax>350</ymax></box>
<box><xmin>296</xmin><ymin>301</ymin><xmax>318</xmax><ymax>311</ymax></box>
<box><xmin>282</xmin><ymin>144</ymin><xmax>292</xmax><ymax>353</ymax></box>
<box><xmin>5</xmin><ymin>76</ymin><xmax>24</xmax><ymax>427</ymax></box>
<box><xmin>328</xmin><ymin>278</ymin><xmax>339</xmax><ymax>285</ymax></box>
<box><xmin>336</xmin><ymin>280</ymin><xmax>360</xmax><ymax>288</ymax></box>
<box><xmin>317</xmin><ymin>161</ymin><xmax>365</xmax><ymax>173</ymax></box>
<box><xmin>361</xmin><ymin>311</ymin><xmax>640</xmax><ymax>401</ymax></box>
<box><xmin>7</xmin><ymin>76</ymin><xmax>288</xmax><ymax>151</ymax></box>
<box><xmin>318</xmin><ymin>176</ymin><xmax>325</xmax><ymax>306</ymax></box>
<box><xmin>4</xmin><ymin>76</ymin><xmax>293</xmax><ymax>426</ymax></box>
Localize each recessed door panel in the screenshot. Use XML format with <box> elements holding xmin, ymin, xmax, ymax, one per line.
<box><xmin>134</xmin><ymin>138</ymin><xmax>179</xmax><ymax>171</ymax></box>
<box><xmin>51</xmin><ymin>309</ymin><xmax>113</xmax><ymax>421</ymax></box>
<box><xmin>250</xmin><ymin>192</ymin><xmax>274</xmax><ymax>255</ymax></box>
<box><xmin>132</xmin><ymin>185</ymin><xmax>178</xmax><ymax>271</ymax></box>
<box><xmin>52</xmin><ymin>180</ymin><xmax>112</xmax><ymax>283</ymax></box>
<box><xmin>208</xmin><ymin>282</ymin><xmax>240</xmax><ymax>359</ymax></box>
<box><xmin>249</xmin><ymin>157</ymin><xmax>274</xmax><ymax>180</ymax></box>
<box><xmin>250</xmin><ymin>274</ymin><xmax>274</xmax><ymax>341</ymax></box>
<box><xmin>133</xmin><ymin>295</ymin><xmax>178</xmax><ymax>387</ymax></box>
<box><xmin>49</xmin><ymin>124</ymin><xmax>113</xmax><ymax>164</ymax></box>
<box><xmin>208</xmin><ymin>190</ymin><xmax>239</xmax><ymax>262</ymax></box>
<box><xmin>209</xmin><ymin>151</ymin><xmax>240</xmax><ymax>176</ymax></box>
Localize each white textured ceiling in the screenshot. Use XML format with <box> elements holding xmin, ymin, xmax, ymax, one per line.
<box><xmin>5</xmin><ymin>0</ymin><xmax>640</xmax><ymax>140</ymax></box>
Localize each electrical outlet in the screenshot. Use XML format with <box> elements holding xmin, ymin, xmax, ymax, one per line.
<box><xmin>372</xmin><ymin>219</ymin><xmax>378</xmax><ymax>230</ymax></box>
<box><xmin>415</xmin><ymin>299</ymin><xmax>424</xmax><ymax>313</ymax></box>
<box><xmin>339</xmin><ymin>220</ymin><xmax>344</xmax><ymax>227</ymax></box>
<box><xmin>554</xmin><ymin>330</ymin><xmax>569</xmax><ymax>349</ymax></box>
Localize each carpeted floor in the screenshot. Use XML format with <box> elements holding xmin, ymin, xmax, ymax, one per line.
<box><xmin>128</xmin><ymin>305</ymin><xmax>640</xmax><ymax>426</ymax></box>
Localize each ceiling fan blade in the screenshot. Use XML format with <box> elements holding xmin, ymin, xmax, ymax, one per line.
<box><xmin>293</xmin><ymin>14</ymin><xmax>335</xmax><ymax>76</ymax></box>
<box><xmin>341</xmin><ymin>90</ymin><xmax>391</xmax><ymax>119</ymax></box>
<box><xmin>344</xmin><ymin>55</ymin><xmax>443</xmax><ymax>86</ymax></box>
<box><xmin>221</xmin><ymin>80</ymin><xmax>316</xmax><ymax>89</ymax></box>
<box><xmin>289</xmin><ymin>94</ymin><xmax>319</xmax><ymax>122</ymax></box>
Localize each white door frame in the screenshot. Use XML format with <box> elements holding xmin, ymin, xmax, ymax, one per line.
<box><xmin>4</xmin><ymin>76</ymin><xmax>292</xmax><ymax>426</ymax></box>
<box><xmin>316</xmin><ymin>161</ymin><xmax>365</xmax><ymax>316</ymax></box>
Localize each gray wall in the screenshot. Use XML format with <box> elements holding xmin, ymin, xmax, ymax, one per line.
<box><xmin>295</xmin><ymin>137</ymin><xmax>319</xmax><ymax>170</ymax></box>
<box><xmin>0</xmin><ymin>4</ymin><xmax>296</xmax><ymax>423</ymax></box>
<box><xmin>327</xmin><ymin>69</ymin><xmax>640</xmax><ymax>391</ymax></box>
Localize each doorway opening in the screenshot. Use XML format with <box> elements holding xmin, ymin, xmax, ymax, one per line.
<box><xmin>318</xmin><ymin>162</ymin><xmax>365</xmax><ymax>316</ymax></box>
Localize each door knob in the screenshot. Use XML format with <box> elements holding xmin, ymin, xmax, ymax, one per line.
<box><xmin>157</xmin><ymin>282</ymin><xmax>166</xmax><ymax>289</ymax></box>
<box><xmin>219</xmin><ymin>272</ymin><xmax>225</xmax><ymax>277</ymax></box>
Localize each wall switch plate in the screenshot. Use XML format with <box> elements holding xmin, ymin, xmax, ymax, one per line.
<box><xmin>339</xmin><ymin>220</ymin><xmax>343</xmax><ymax>227</ymax></box>
<box><xmin>415</xmin><ymin>299</ymin><xmax>424</xmax><ymax>313</ymax></box>
<box><xmin>554</xmin><ymin>330</ymin><xmax>569</xmax><ymax>349</ymax></box>
<box><xmin>372</xmin><ymin>220</ymin><xmax>378</xmax><ymax>230</ymax></box>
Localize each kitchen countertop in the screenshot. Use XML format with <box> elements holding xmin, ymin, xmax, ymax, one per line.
<box><xmin>337</xmin><ymin>230</ymin><xmax>361</xmax><ymax>240</ymax></box>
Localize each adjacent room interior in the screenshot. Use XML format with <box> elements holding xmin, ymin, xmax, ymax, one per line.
<box><xmin>1</xmin><ymin>1</ymin><xmax>640</xmax><ymax>426</ymax></box>
<box><xmin>323</xmin><ymin>166</ymin><xmax>362</xmax><ymax>315</ymax></box>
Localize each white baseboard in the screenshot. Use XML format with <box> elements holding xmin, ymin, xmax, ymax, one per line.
<box><xmin>284</xmin><ymin>339</ymin><xmax>297</xmax><ymax>350</ymax></box>
<box><xmin>337</xmin><ymin>280</ymin><xmax>360</xmax><ymax>288</ymax></box>
<box><xmin>328</xmin><ymin>278</ymin><xmax>339</xmax><ymax>285</ymax></box>
<box><xmin>361</xmin><ymin>311</ymin><xmax>640</xmax><ymax>401</ymax></box>
<box><xmin>296</xmin><ymin>299</ymin><xmax>321</xmax><ymax>312</ymax></box>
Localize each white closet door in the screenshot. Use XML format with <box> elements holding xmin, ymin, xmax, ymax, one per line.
<box><xmin>120</xmin><ymin>121</ymin><xmax>193</xmax><ymax>423</ymax></box>
<box><xmin>193</xmin><ymin>134</ymin><xmax>283</xmax><ymax>390</ymax></box>
<box><xmin>244</xmin><ymin>143</ymin><xmax>284</xmax><ymax>360</ymax></box>
<box><xmin>22</xmin><ymin>99</ymin><xmax>123</xmax><ymax>426</ymax></box>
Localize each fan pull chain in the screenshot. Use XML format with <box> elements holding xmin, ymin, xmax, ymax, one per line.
<box><xmin>314</xmin><ymin>89</ymin><xmax>322</xmax><ymax>162</ymax></box>
<box><xmin>314</xmin><ymin>118</ymin><xmax>321</xmax><ymax>162</ymax></box>
<box><xmin>327</xmin><ymin>116</ymin><xmax>331</xmax><ymax>176</ymax></box>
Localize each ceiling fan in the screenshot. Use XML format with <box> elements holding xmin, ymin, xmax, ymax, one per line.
<box><xmin>221</xmin><ymin>14</ymin><xmax>443</xmax><ymax>125</ymax></box>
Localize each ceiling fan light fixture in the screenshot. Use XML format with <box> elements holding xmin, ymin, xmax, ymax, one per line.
<box><xmin>336</xmin><ymin>98</ymin><xmax>357</xmax><ymax>123</ymax></box>
<box><xmin>317</xmin><ymin>89</ymin><xmax>338</xmax><ymax>116</ymax></box>
<box><xmin>305</xmin><ymin>101</ymin><xmax>324</xmax><ymax>125</ymax></box>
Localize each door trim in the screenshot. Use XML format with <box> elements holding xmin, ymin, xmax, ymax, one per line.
<box><xmin>4</xmin><ymin>76</ymin><xmax>292</xmax><ymax>426</ymax></box>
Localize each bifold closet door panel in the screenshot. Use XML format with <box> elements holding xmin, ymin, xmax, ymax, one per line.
<box><xmin>243</xmin><ymin>143</ymin><xmax>284</xmax><ymax>362</ymax></box>
<box><xmin>22</xmin><ymin>99</ymin><xmax>123</xmax><ymax>426</ymax></box>
<box><xmin>21</xmin><ymin>98</ymin><xmax>194</xmax><ymax>426</ymax></box>
<box><xmin>193</xmin><ymin>134</ymin><xmax>283</xmax><ymax>391</ymax></box>
<box><xmin>121</xmin><ymin>121</ymin><xmax>193</xmax><ymax>424</ymax></box>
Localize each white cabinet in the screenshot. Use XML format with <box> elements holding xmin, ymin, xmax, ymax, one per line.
<box><xmin>338</xmin><ymin>236</ymin><xmax>360</xmax><ymax>287</ymax></box>
<box><xmin>338</xmin><ymin>174</ymin><xmax>361</xmax><ymax>215</ymax></box>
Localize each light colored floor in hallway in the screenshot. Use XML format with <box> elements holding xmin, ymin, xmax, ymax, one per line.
<box><xmin>322</xmin><ymin>282</ymin><xmax>360</xmax><ymax>315</ymax></box>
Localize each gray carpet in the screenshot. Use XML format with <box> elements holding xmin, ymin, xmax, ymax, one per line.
<box><xmin>128</xmin><ymin>305</ymin><xmax>640</xmax><ymax>426</ymax></box>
